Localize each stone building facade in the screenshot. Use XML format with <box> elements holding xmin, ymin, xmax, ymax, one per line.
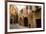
<box><xmin>18</xmin><ymin>6</ymin><xmax>41</xmax><ymax>28</ymax></box>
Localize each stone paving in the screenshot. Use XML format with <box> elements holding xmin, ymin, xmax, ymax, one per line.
<box><xmin>10</xmin><ymin>23</ymin><xmax>28</xmax><ymax>29</ymax></box>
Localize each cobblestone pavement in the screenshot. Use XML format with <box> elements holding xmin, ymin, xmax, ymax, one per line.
<box><xmin>10</xmin><ymin>23</ymin><xmax>28</xmax><ymax>29</ymax></box>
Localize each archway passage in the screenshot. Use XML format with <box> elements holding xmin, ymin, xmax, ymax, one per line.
<box><xmin>24</xmin><ymin>17</ymin><xmax>28</xmax><ymax>27</ymax></box>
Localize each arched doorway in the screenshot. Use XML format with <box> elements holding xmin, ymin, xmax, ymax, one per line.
<box><xmin>24</xmin><ymin>17</ymin><xmax>28</xmax><ymax>27</ymax></box>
